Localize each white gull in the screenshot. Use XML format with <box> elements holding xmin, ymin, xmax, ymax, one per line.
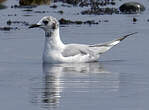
<box><xmin>29</xmin><ymin>16</ymin><xmax>137</xmax><ymax>64</ymax></box>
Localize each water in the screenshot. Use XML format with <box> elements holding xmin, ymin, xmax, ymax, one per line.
<box><xmin>0</xmin><ymin>0</ymin><xmax>149</xmax><ymax>110</ymax></box>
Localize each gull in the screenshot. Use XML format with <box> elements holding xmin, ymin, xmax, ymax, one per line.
<box><xmin>29</xmin><ymin>16</ymin><xmax>137</xmax><ymax>64</ymax></box>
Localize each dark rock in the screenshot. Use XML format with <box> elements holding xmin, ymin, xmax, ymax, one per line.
<box><xmin>58</xmin><ymin>0</ymin><xmax>116</xmax><ymax>7</ymax></box>
<box><xmin>59</xmin><ymin>18</ymin><xmax>98</xmax><ymax>25</ymax></box>
<box><xmin>75</xmin><ymin>21</ymin><xmax>83</xmax><ymax>24</ymax></box>
<box><xmin>57</xmin><ymin>10</ymin><xmax>64</xmax><ymax>14</ymax></box>
<box><xmin>84</xmin><ymin>20</ymin><xmax>98</xmax><ymax>24</ymax></box>
<box><xmin>6</xmin><ymin>20</ymin><xmax>29</xmax><ymax>26</ymax></box>
<box><xmin>62</xmin><ymin>0</ymin><xmax>80</xmax><ymax>6</ymax></box>
<box><xmin>59</xmin><ymin>18</ymin><xmax>73</xmax><ymax>24</ymax></box>
<box><xmin>0</xmin><ymin>0</ymin><xmax>6</xmax><ymax>3</ymax></box>
<box><xmin>7</xmin><ymin>20</ymin><xmax>12</xmax><ymax>25</ymax></box>
<box><xmin>81</xmin><ymin>7</ymin><xmax>118</xmax><ymax>15</ymax></box>
<box><xmin>34</xmin><ymin>11</ymin><xmax>46</xmax><ymax>13</ymax></box>
<box><xmin>23</xmin><ymin>9</ymin><xmax>33</xmax><ymax>11</ymax></box>
<box><xmin>0</xmin><ymin>27</ymin><xmax>18</xmax><ymax>31</ymax></box>
<box><xmin>19</xmin><ymin>0</ymin><xmax>51</xmax><ymax>6</ymax></box>
<box><xmin>23</xmin><ymin>14</ymin><xmax>32</xmax><ymax>16</ymax></box>
<box><xmin>0</xmin><ymin>4</ymin><xmax>7</xmax><ymax>9</ymax></box>
<box><xmin>119</xmin><ymin>2</ymin><xmax>145</xmax><ymax>14</ymax></box>
<box><xmin>8</xmin><ymin>14</ymin><xmax>17</xmax><ymax>16</ymax></box>
<box><xmin>111</xmin><ymin>1</ymin><xmax>116</xmax><ymax>5</ymax></box>
<box><xmin>11</xmin><ymin>4</ymin><xmax>36</xmax><ymax>8</ymax></box>
<box><xmin>133</xmin><ymin>17</ymin><xmax>137</xmax><ymax>22</ymax></box>
<box><xmin>103</xmin><ymin>20</ymin><xmax>109</xmax><ymax>22</ymax></box>
<box><xmin>50</xmin><ymin>4</ymin><xmax>57</xmax><ymax>8</ymax></box>
<box><xmin>79</xmin><ymin>1</ymin><xmax>89</xmax><ymax>7</ymax></box>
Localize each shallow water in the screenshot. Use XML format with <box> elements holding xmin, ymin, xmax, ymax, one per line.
<box><xmin>0</xmin><ymin>0</ymin><xmax>149</xmax><ymax>110</ymax></box>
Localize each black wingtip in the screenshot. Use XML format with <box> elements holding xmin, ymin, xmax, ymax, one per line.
<box><xmin>118</xmin><ymin>32</ymin><xmax>138</xmax><ymax>41</ymax></box>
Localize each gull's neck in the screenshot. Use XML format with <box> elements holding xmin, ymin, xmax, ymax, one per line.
<box><xmin>44</xmin><ymin>27</ymin><xmax>64</xmax><ymax>51</ymax></box>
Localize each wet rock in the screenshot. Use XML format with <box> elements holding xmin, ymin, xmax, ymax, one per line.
<box><xmin>6</xmin><ymin>20</ymin><xmax>29</xmax><ymax>26</ymax></box>
<box><xmin>23</xmin><ymin>9</ymin><xmax>33</xmax><ymax>11</ymax></box>
<box><xmin>7</xmin><ymin>20</ymin><xmax>12</xmax><ymax>25</ymax></box>
<box><xmin>0</xmin><ymin>4</ymin><xmax>7</xmax><ymax>9</ymax></box>
<box><xmin>111</xmin><ymin>1</ymin><xmax>115</xmax><ymax>5</ymax></box>
<box><xmin>0</xmin><ymin>0</ymin><xmax>7</xmax><ymax>10</ymax></box>
<box><xmin>81</xmin><ymin>7</ymin><xmax>119</xmax><ymax>15</ymax></box>
<box><xmin>19</xmin><ymin>0</ymin><xmax>51</xmax><ymax>6</ymax></box>
<box><xmin>0</xmin><ymin>0</ymin><xmax>6</xmax><ymax>3</ymax></box>
<box><xmin>59</xmin><ymin>18</ymin><xmax>74</xmax><ymax>24</ymax></box>
<box><xmin>0</xmin><ymin>27</ymin><xmax>18</xmax><ymax>31</ymax></box>
<box><xmin>58</xmin><ymin>0</ymin><xmax>116</xmax><ymax>7</ymax></box>
<box><xmin>8</xmin><ymin>14</ymin><xmax>17</xmax><ymax>16</ymax></box>
<box><xmin>11</xmin><ymin>4</ymin><xmax>36</xmax><ymax>8</ymax></box>
<box><xmin>34</xmin><ymin>10</ymin><xmax>46</xmax><ymax>13</ymax></box>
<box><xmin>50</xmin><ymin>4</ymin><xmax>57</xmax><ymax>8</ymax></box>
<box><xmin>62</xmin><ymin>0</ymin><xmax>80</xmax><ymax>6</ymax></box>
<box><xmin>84</xmin><ymin>20</ymin><xmax>98</xmax><ymax>25</ymax></box>
<box><xmin>119</xmin><ymin>2</ymin><xmax>145</xmax><ymax>14</ymax></box>
<box><xmin>133</xmin><ymin>17</ymin><xmax>137</xmax><ymax>22</ymax></box>
<box><xmin>103</xmin><ymin>20</ymin><xmax>109</xmax><ymax>22</ymax></box>
<box><xmin>57</xmin><ymin>10</ymin><xmax>64</xmax><ymax>14</ymax></box>
<box><xmin>79</xmin><ymin>1</ymin><xmax>89</xmax><ymax>7</ymax></box>
<box><xmin>23</xmin><ymin>14</ymin><xmax>33</xmax><ymax>16</ymax></box>
<box><xmin>59</xmin><ymin>18</ymin><xmax>98</xmax><ymax>25</ymax></box>
<box><xmin>75</xmin><ymin>21</ymin><xmax>83</xmax><ymax>24</ymax></box>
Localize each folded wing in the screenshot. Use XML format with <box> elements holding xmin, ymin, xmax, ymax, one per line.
<box><xmin>89</xmin><ymin>32</ymin><xmax>138</xmax><ymax>54</ymax></box>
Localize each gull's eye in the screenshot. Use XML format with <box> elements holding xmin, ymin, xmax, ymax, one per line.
<box><xmin>43</xmin><ymin>20</ymin><xmax>48</xmax><ymax>25</ymax></box>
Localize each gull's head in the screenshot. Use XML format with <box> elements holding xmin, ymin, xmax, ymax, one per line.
<box><xmin>29</xmin><ymin>16</ymin><xmax>59</xmax><ymax>31</ymax></box>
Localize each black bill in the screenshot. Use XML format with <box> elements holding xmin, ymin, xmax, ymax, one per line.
<box><xmin>29</xmin><ymin>24</ymin><xmax>41</xmax><ymax>28</ymax></box>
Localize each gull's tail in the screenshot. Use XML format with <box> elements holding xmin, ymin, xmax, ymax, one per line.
<box><xmin>89</xmin><ymin>32</ymin><xmax>138</xmax><ymax>54</ymax></box>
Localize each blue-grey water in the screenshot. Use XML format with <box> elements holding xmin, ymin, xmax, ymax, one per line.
<box><xmin>0</xmin><ymin>0</ymin><xmax>149</xmax><ymax>110</ymax></box>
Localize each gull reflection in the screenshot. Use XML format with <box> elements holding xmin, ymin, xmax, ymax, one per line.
<box><xmin>31</xmin><ymin>62</ymin><xmax>120</xmax><ymax>109</ymax></box>
<box><xmin>41</xmin><ymin>63</ymin><xmax>63</xmax><ymax>108</ymax></box>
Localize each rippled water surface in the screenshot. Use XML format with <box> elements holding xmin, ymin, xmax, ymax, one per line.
<box><xmin>0</xmin><ymin>0</ymin><xmax>149</xmax><ymax>110</ymax></box>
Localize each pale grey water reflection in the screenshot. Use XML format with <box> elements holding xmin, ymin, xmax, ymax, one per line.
<box><xmin>31</xmin><ymin>62</ymin><xmax>120</xmax><ymax>110</ymax></box>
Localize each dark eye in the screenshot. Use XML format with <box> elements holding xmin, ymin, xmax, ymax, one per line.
<box><xmin>43</xmin><ymin>20</ymin><xmax>48</xmax><ymax>25</ymax></box>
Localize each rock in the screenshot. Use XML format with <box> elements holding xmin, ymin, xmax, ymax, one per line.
<box><xmin>57</xmin><ymin>0</ymin><xmax>116</xmax><ymax>7</ymax></box>
<box><xmin>59</xmin><ymin>18</ymin><xmax>98</xmax><ymax>25</ymax></box>
<box><xmin>11</xmin><ymin>4</ymin><xmax>36</xmax><ymax>8</ymax></box>
<box><xmin>0</xmin><ymin>0</ymin><xmax>7</xmax><ymax>10</ymax></box>
<box><xmin>62</xmin><ymin>0</ymin><xmax>80</xmax><ymax>6</ymax></box>
<box><xmin>79</xmin><ymin>1</ymin><xmax>89</xmax><ymax>7</ymax></box>
<box><xmin>23</xmin><ymin>9</ymin><xmax>33</xmax><ymax>11</ymax></box>
<box><xmin>81</xmin><ymin>7</ymin><xmax>119</xmax><ymax>15</ymax></box>
<box><xmin>119</xmin><ymin>2</ymin><xmax>145</xmax><ymax>14</ymax></box>
<box><xmin>84</xmin><ymin>20</ymin><xmax>98</xmax><ymax>25</ymax></box>
<box><xmin>57</xmin><ymin>10</ymin><xmax>64</xmax><ymax>14</ymax></box>
<box><xmin>50</xmin><ymin>4</ymin><xmax>57</xmax><ymax>8</ymax></box>
<box><xmin>0</xmin><ymin>0</ymin><xmax>6</xmax><ymax>3</ymax></box>
<box><xmin>133</xmin><ymin>17</ymin><xmax>137</xmax><ymax>22</ymax></box>
<box><xmin>19</xmin><ymin>0</ymin><xmax>51</xmax><ymax>6</ymax></box>
<box><xmin>59</xmin><ymin>18</ymin><xmax>73</xmax><ymax>25</ymax></box>
<box><xmin>7</xmin><ymin>20</ymin><xmax>12</xmax><ymax>25</ymax></box>
<box><xmin>6</xmin><ymin>20</ymin><xmax>29</xmax><ymax>26</ymax></box>
<box><xmin>0</xmin><ymin>27</ymin><xmax>18</xmax><ymax>31</ymax></box>
<box><xmin>0</xmin><ymin>4</ymin><xmax>7</xmax><ymax>9</ymax></box>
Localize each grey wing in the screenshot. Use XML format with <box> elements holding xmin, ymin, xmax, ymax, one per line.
<box><xmin>62</xmin><ymin>44</ymin><xmax>88</xmax><ymax>57</ymax></box>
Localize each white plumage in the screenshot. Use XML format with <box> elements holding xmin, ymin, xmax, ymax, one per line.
<box><xmin>29</xmin><ymin>16</ymin><xmax>137</xmax><ymax>64</ymax></box>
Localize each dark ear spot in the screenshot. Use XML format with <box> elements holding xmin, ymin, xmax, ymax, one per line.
<box><xmin>52</xmin><ymin>22</ymin><xmax>57</xmax><ymax>30</ymax></box>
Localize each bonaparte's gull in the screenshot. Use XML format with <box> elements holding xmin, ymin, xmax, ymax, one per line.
<box><xmin>29</xmin><ymin>16</ymin><xmax>137</xmax><ymax>63</ymax></box>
